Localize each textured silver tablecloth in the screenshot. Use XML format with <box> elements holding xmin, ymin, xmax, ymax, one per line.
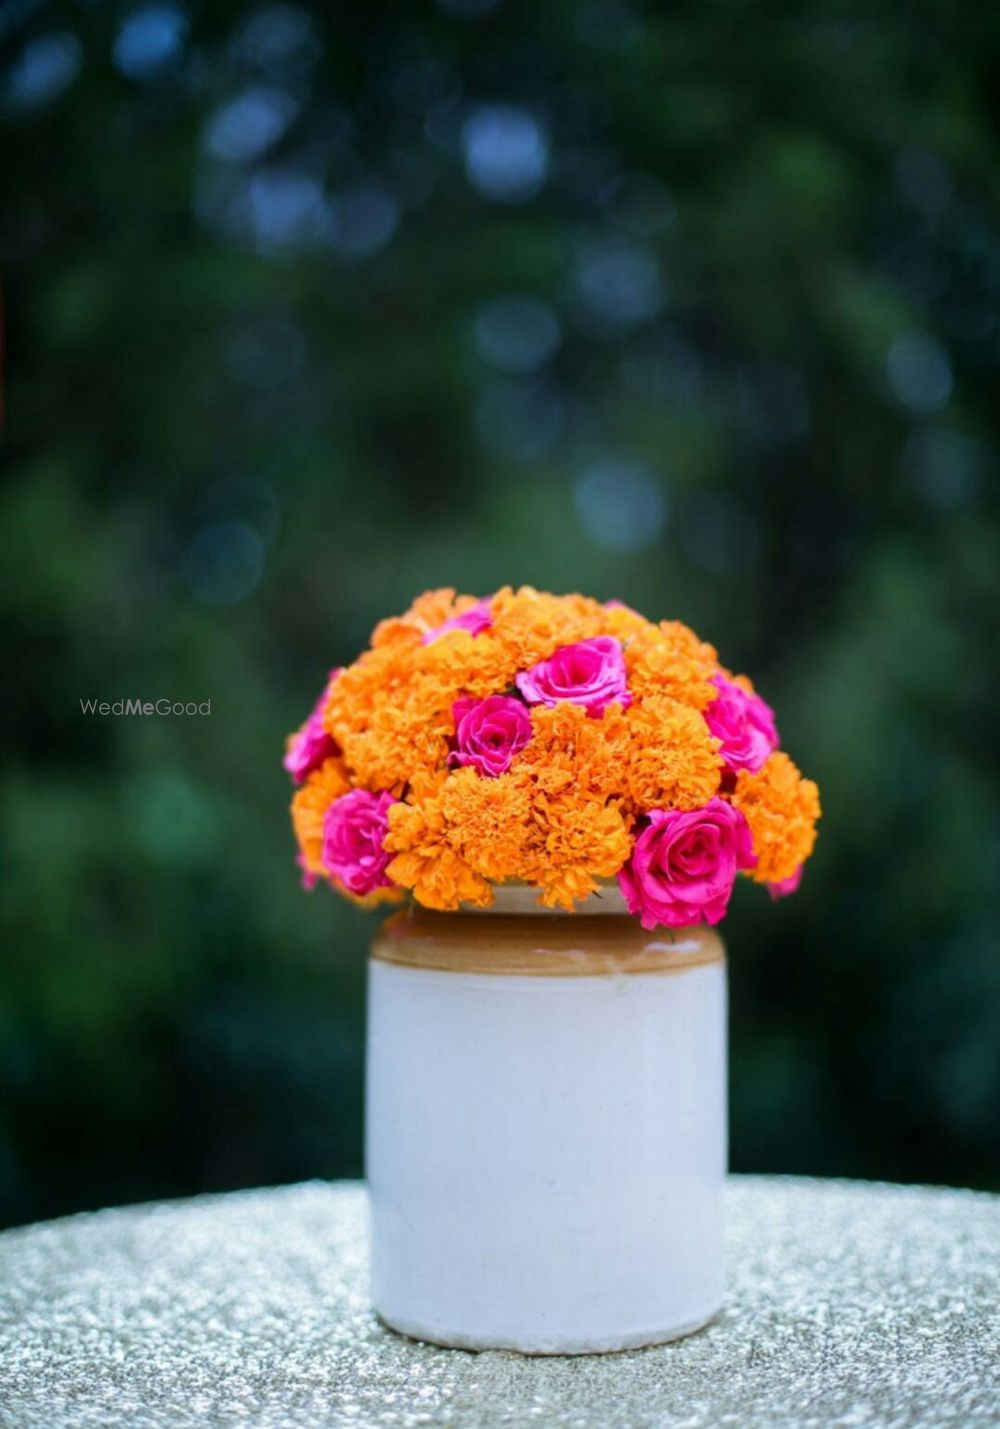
<box><xmin>0</xmin><ymin>1178</ymin><xmax>996</xmax><ymax>1428</ymax></box>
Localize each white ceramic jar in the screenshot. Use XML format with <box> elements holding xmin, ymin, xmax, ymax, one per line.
<box><xmin>366</xmin><ymin>888</ymin><xmax>726</xmax><ymax>1354</ymax></box>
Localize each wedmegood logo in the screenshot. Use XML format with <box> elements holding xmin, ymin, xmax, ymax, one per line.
<box><xmin>79</xmin><ymin>699</ymin><xmax>212</xmax><ymax>717</ymax></box>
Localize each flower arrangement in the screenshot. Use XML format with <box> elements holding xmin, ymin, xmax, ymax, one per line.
<box><xmin>284</xmin><ymin>588</ymin><xmax>820</xmax><ymax>929</ymax></box>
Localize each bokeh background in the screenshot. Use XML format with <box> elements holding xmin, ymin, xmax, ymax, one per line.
<box><xmin>2</xmin><ymin>0</ymin><xmax>999</xmax><ymax>1230</ymax></box>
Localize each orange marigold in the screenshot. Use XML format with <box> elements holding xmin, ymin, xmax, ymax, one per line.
<box><xmin>489</xmin><ymin>586</ymin><xmax>607</xmax><ymax>670</ymax></box>
<box><xmin>626</xmin><ymin>694</ymin><xmax>723</xmax><ymax>811</ymax></box>
<box><xmin>324</xmin><ymin>647</ymin><xmax>452</xmax><ymax>791</ymax></box>
<box><xmin>440</xmin><ymin>766</ymin><xmax>540</xmax><ymax>884</ymax></box>
<box><xmin>291</xmin><ymin>758</ymin><xmax>352</xmax><ymax>878</ymax></box>
<box><xmin>519</xmin><ymin>702</ymin><xmax>632</xmax><ymax>802</ymax></box>
<box><xmin>372</xmin><ymin>587</ymin><xmax>478</xmax><ymax>645</ymax></box>
<box><xmin>384</xmin><ymin>771</ymin><xmax>493</xmax><ymax>911</ymax></box>
<box><xmin>523</xmin><ymin>795</ymin><xmax>632</xmax><ymax>910</ymax></box>
<box><xmin>732</xmin><ymin>751</ymin><xmax>821</xmax><ymax>885</ymax></box>
<box><xmin>625</xmin><ymin>619</ymin><xmax>718</xmax><ymax>709</ymax></box>
<box><xmin>601</xmin><ymin>601</ymin><xmax>652</xmax><ymax>643</ymax></box>
<box><xmin>420</xmin><ymin>630</ymin><xmax>517</xmax><ymax>698</ymax></box>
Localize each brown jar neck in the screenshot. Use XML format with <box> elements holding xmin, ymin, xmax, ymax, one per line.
<box><xmin>371</xmin><ymin>904</ymin><xmax>724</xmax><ymax>977</ymax></box>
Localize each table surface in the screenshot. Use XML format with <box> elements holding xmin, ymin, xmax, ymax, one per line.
<box><xmin>0</xmin><ymin>1177</ymin><xmax>996</xmax><ymax>1429</ymax></box>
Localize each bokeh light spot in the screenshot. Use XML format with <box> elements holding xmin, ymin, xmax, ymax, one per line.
<box><xmin>232</xmin><ymin>5</ymin><xmax>320</xmax><ymax>71</ymax></box>
<box><xmin>127</xmin><ymin>771</ymin><xmax>222</xmax><ymax>866</ymax></box>
<box><xmin>195</xmin><ymin>478</ymin><xmax>282</xmax><ymax>546</ymax></box>
<box><xmin>474</xmin><ymin>295</ymin><xmax>561</xmax><ymax>373</ymax></box>
<box><xmin>184</xmin><ymin>520</ymin><xmax>264</xmax><ymax>605</ymax></box>
<box><xmin>205</xmin><ymin>87</ymin><xmax>298</xmax><ymax>163</ymax></box>
<box><xmin>113</xmin><ymin>5</ymin><xmax>188</xmax><ymax>80</ymax></box>
<box><xmin>887</xmin><ymin>331</ymin><xmax>953</xmax><ymax>413</ymax></box>
<box><xmin>574</xmin><ymin>460</ymin><xmax>666</xmax><ymax>552</ymax></box>
<box><xmin>247</xmin><ymin>169</ymin><xmax>331</xmax><ymax>252</ymax></box>
<box><xmin>905</xmin><ymin>428</ymin><xmax>987</xmax><ymax>511</ymax></box>
<box><xmin>2</xmin><ymin>33</ymin><xmax>81</xmax><ymax>112</ymax></box>
<box><xmin>575</xmin><ymin>241</ymin><xmax>663</xmax><ymax>327</ymax></box>
<box><xmin>462</xmin><ymin>105</ymin><xmax>549</xmax><ymax>203</ymax></box>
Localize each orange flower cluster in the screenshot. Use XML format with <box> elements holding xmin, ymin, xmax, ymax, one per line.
<box><xmin>733</xmin><ymin>753</ymin><xmax>822</xmax><ymax>885</ymax></box>
<box><xmin>286</xmin><ymin>587</ymin><xmax>821</xmax><ymax>917</ymax></box>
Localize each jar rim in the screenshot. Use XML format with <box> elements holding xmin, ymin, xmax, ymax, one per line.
<box><xmin>460</xmin><ymin>881</ymin><xmax>628</xmax><ymax>917</ymax></box>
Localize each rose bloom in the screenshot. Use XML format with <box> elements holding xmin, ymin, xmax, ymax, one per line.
<box><xmin>618</xmin><ymin>797</ymin><xmax>757</xmax><ymax>930</ymax></box>
<box><xmin>704</xmin><ymin>673</ymin><xmax>778</xmax><ymax>774</ymax></box>
<box><xmin>767</xmin><ymin>864</ymin><xmax>803</xmax><ymax>901</ymax></box>
<box><xmin>448</xmin><ymin>695</ymin><xmax>532</xmax><ymax>777</ymax></box>
<box><xmin>284</xmin><ymin>670</ymin><xmax>342</xmax><ymax>783</ymax></box>
<box><xmin>423</xmin><ymin>599</ymin><xmax>493</xmax><ymax>644</ymax></box>
<box><xmin>516</xmin><ymin>636</ymin><xmax>632</xmax><ymax>717</ymax></box>
<box><xmin>322</xmin><ymin>788</ymin><xmax>397</xmax><ymax>896</ymax></box>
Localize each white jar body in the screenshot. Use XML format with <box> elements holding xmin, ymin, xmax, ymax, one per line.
<box><xmin>365</xmin><ymin>913</ymin><xmax>726</xmax><ymax>1354</ymax></box>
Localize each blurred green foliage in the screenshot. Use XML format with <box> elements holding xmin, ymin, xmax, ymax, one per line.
<box><xmin>2</xmin><ymin>0</ymin><xmax>999</xmax><ymax>1227</ymax></box>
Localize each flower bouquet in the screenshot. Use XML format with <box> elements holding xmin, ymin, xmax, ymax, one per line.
<box><xmin>284</xmin><ymin>588</ymin><xmax>820</xmax><ymax>1353</ymax></box>
<box><xmin>285</xmin><ymin>586</ymin><xmax>819</xmax><ymax>923</ymax></box>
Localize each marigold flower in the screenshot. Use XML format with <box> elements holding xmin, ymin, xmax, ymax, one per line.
<box><xmin>291</xmin><ymin>758</ymin><xmax>353</xmax><ymax>879</ymax></box>
<box><xmin>385</xmin><ymin>773</ymin><xmax>493</xmax><ymax>910</ymax></box>
<box><xmin>626</xmin><ymin>695</ymin><xmax>723</xmax><ymax>811</ymax></box>
<box><xmin>625</xmin><ymin>620</ymin><xmax>718</xmax><ymax>709</ymax></box>
<box><xmin>519</xmin><ymin>702</ymin><xmax>631</xmax><ymax>802</ymax></box>
<box><xmin>732</xmin><ymin>752</ymin><xmax>821</xmax><ymax>885</ymax></box>
<box><xmin>441</xmin><ymin>767</ymin><xmax>539</xmax><ymax>884</ymax></box>
<box><xmin>489</xmin><ymin>586</ymin><xmax>606</xmax><ymax>670</ymax></box>
<box><xmin>526</xmin><ymin>796</ymin><xmax>632</xmax><ymax>910</ymax></box>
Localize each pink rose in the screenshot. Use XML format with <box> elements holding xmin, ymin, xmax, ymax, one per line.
<box><xmin>284</xmin><ymin>669</ymin><xmax>342</xmax><ymax>784</ymax></box>
<box><xmin>321</xmin><ymin>788</ymin><xmax>397</xmax><ymax>896</ymax></box>
<box><xmin>516</xmin><ymin>636</ymin><xmax>632</xmax><ymax>717</ymax></box>
<box><xmin>767</xmin><ymin>865</ymin><xmax>803</xmax><ymax>901</ymax></box>
<box><xmin>618</xmin><ymin>797</ymin><xmax>757</xmax><ymax>930</ymax></box>
<box><xmin>704</xmin><ymin>673</ymin><xmax>778</xmax><ymax>774</ymax></box>
<box><xmin>448</xmin><ymin>695</ymin><xmax>532</xmax><ymax>777</ymax></box>
<box><xmin>423</xmin><ymin>599</ymin><xmax>493</xmax><ymax>644</ymax></box>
